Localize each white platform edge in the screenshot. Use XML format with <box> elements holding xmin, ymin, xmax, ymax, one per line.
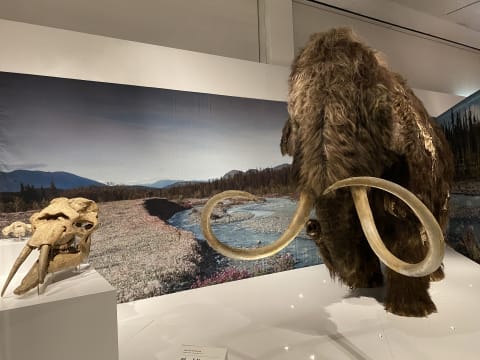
<box><xmin>116</xmin><ymin>247</ymin><xmax>480</xmax><ymax>360</ymax></box>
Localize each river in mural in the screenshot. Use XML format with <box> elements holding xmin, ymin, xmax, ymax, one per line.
<box><xmin>168</xmin><ymin>196</ymin><xmax>322</xmax><ymax>270</ymax></box>
<box><xmin>168</xmin><ymin>192</ymin><xmax>480</xmax><ymax>270</ymax></box>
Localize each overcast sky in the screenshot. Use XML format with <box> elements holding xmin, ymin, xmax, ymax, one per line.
<box><xmin>0</xmin><ymin>72</ymin><xmax>290</xmax><ymax>185</ymax></box>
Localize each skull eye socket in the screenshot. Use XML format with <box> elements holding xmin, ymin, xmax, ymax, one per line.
<box><xmin>75</xmin><ymin>222</ymin><xmax>94</xmax><ymax>230</ymax></box>
<box><xmin>38</xmin><ymin>212</ymin><xmax>69</xmax><ymax>221</ymax></box>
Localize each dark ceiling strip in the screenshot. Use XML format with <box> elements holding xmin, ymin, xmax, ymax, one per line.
<box><xmin>305</xmin><ymin>0</ymin><xmax>480</xmax><ymax>52</ymax></box>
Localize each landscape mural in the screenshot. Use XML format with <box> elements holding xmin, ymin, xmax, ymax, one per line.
<box><xmin>436</xmin><ymin>89</ymin><xmax>480</xmax><ymax>264</ymax></box>
<box><xmin>2</xmin><ymin>71</ymin><xmax>478</xmax><ymax>303</ymax></box>
<box><xmin>0</xmin><ymin>71</ymin><xmax>321</xmax><ymax>303</ymax></box>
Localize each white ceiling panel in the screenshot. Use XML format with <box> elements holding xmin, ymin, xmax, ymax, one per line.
<box><xmin>0</xmin><ymin>0</ymin><xmax>260</xmax><ymax>62</ymax></box>
<box><xmin>446</xmin><ymin>2</ymin><xmax>480</xmax><ymax>32</ymax></box>
<box><xmin>390</xmin><ymin>0</ymin><xmax>480</xmax><ymax>32</ymax></box>
<box><xmin>390</xmin><ymin>0</ymin><xmax>476</xmax><ymax>15</ymax></box>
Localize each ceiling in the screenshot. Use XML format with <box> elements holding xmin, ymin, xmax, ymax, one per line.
<box><xmin>0</xmin><ymin>0</ymin><xmax>478</xmax><ymax>58</ymax></box>
<box><xmin>390</xmin><ymin>0</ymin><xmax>480</xmax><ymax>32</ymax></box>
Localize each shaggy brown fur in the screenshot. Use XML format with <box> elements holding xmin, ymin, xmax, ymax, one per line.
<box><xmin>281</xmin><ymin>28</ymin><xmax>454</xmax><ymax>317</ymax></box>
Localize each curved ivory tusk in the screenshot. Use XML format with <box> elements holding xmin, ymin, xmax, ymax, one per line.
<box><xmin>38</xmin><ymin>244</ymin><xmax>51</xmax><ymax>284</ymax></box>
<box><xmin>200</xmin><ymin>190</ymin><xmax>314</xmax><ymax>260</ymax></box>
<box><xmin>1</xmin><ymin>246</ymin><xmax>32</xmax><ymax>296</ymax></box>
<box><xmin>324</xmin><ymin>176</ymin><xmax>444</xmax><ymax>277</ymax></box>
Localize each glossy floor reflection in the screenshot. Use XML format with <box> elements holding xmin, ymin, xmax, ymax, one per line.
<box><xmin>117</xmin><ymin>247</ymin><xmax>480</xmax><ymax>360</ymax></box>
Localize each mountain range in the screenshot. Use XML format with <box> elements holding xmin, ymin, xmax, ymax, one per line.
<box><xmin>0</xmin><ymin>170</ymin><xmax>104</xmax><ymax>192</ymax></box>
<box><xmin>0</xmin><ymin>164</ymin><xmax>292</xmax><ymax>192</ymax></box>
<box><xmin>146</xmin><ymin>164</ymin><xmax>290</xmax><ymax>188</ymax></box>
<box><xmin>222</xmin><ymin>164</ymin><xmax>290</xmax><ymax>178</ymax></box>
<box><xmin>146</xmin><ymin>179</ymin><xmax>183</xmax><ymax>188</ymax></box>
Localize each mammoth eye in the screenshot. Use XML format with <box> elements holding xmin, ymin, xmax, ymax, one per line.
<box><xmin>306</xmin><ymin>219</ymin><xmax>321</xmax><ymax>238</ymax></box>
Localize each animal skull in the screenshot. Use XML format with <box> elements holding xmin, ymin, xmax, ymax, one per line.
<box><xmin>2</xmin><ymin>221</ymin><xmax>33</xmax><ymax>239</ymax></box>
<box><xmin>1</xmin><ymin>197</ymin><xmax>99</xmax><ymax>296</ymax></box>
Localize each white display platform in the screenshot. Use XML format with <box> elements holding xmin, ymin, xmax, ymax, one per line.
<box><xmin>0</xmin><ymin>239</ymin><xmax>119</xmax><ymax>360</ymax></box>
<box><xmin>117</xmin><ymin>247</ymin><xmax>480</xmax><ymax>360</ymax></box>
<box><xmin>0</xmin><ymin>239</ymin><xmax>37</xmax><ymax>275</ymax></box>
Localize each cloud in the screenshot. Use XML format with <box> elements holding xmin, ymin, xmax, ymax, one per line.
<box><xmin>0</xmin><ymin>72</ymin><xmax>288</xmax><ymax>184</ymax></box>
<box><xmin>3</xmin><ymin>163</ymin><xmax>48</xmax><ymax>171</ymax></box>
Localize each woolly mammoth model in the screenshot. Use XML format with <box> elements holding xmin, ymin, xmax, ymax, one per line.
<box><xmin>1</xmin><ymin>197</ymin><xmax>99</xmax><ymax>296</ymax></box>
<box><xmin>201</xmin><ymin>28</ymin><xmax>454</xmax><ymax>317</ymax></box>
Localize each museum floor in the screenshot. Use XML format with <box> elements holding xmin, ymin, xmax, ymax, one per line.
<box><xmin>117</xmin><ymin>247</ymin><xmax>480</xmax><ymax>360</ymax></box>
<box><xmin>2</xmin><ymin>241</ymin><xmax>479</xmax><ymax>360</ymax></box>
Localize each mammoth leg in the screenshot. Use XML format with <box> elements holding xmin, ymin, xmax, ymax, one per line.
<box><xmin>318</xmin><ymin>233</ymin><xmax>383</xmax><ymax>289</ymax></box>
<box><xmin>385</xmin><ymin>270</ymin><xmax>435</xmax><ymax>317</ymax></box>
<box><xmin>314</xmin><ymin>194</ymin><xmax>383</xmax><ymax>289</ymax></box>
<box><xmin>429</xmin><ymin>266</ymin><xmax>444</xmax><ymax>282</ymax></box>
<box><xmin>378</xmin><ymin>209</ymin><xmax>436</xmax><ymax>317</ymax></box>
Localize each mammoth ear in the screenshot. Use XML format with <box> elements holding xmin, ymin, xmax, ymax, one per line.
<box><xmin>280</xmin><ymin>116</ymin><xmax>297</xmax><ymax>156</ymax></box>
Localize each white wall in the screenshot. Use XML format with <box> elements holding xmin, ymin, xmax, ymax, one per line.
<box><xmin>0</xmin><ymin>19</ymin><xmax>463</xmax><ymax>120</ymax></box>
<box><xmin>0</xmin><ymin>0</ymin><xmax>478</xmax><ymax>100</ymax></box>
<box><xmin>308</xmin><ymin>0</ymin><xmax>480</xmax><ymax>49</ymax></box>
<box><xmin>0</xmin><ymin>19</ymin><xmax>464</xmax><ymax>117</ymax></box>
<box><xmin>258</xmin><ymin>0</ymin><xmax>295</xmax><ymax>66</ymax></box>
<box><xmin>0</xmin><ymin>0</ymin><xmax>260</xmax><ymax>62</ymax></box>
<box><xmin>0</xmin><ymin>20</ymin><xmax>289</xmax><ymax>102</ymax></box>
<box><xmin>293</xmin><ymin>1</ymin><xmax>480</xmax><ymax>97</ymax></box>
<box><xmin>413</xmin><ymin>89</ymin><xmax>464</xmax><ymax>117</ymax></box>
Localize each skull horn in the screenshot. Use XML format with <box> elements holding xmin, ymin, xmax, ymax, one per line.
<box><xmin>200</xmin><ymin>190</ymin><xmax>314</xmax><ymax>260</ymax></box>
<box><xmin>12</xmin><ymin>234</ymin><xmax>93</xmax><ymax>295</ymax></box>
<box><xmin>324</xmin><ymin>176</ymin><xmax>444</xmax><ymax>277</ymax></box>
<box><xmin>1</xmin><ymin>221</ymin><xmax>67</xmax><ymax>296</ymax></box>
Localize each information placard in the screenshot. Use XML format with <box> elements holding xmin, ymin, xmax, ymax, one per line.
<box><xmin>178</xmin><ymin>344</ymin><xmax>228</xmax><ymax>360</ymax></box>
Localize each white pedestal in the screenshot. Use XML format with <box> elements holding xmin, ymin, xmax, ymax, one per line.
<box><xmin>0</xmin><ymin>239</ymin><xmax>37</xmax><ymax>275</ymax></box>
<box><xmin>0</xmin><ymin>239</ymin><xmax>118</xmax><ymax>360</ymax></box>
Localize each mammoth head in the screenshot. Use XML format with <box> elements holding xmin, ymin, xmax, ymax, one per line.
<box><xmin>284</xmin><ymin>28</ymin><xmax>396</xmax><ymax>198</ymax></box>
<box><xmin>200</xmin><ymin>28</ymin><xmax>450</xmax><ymax>278</ymax></box>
